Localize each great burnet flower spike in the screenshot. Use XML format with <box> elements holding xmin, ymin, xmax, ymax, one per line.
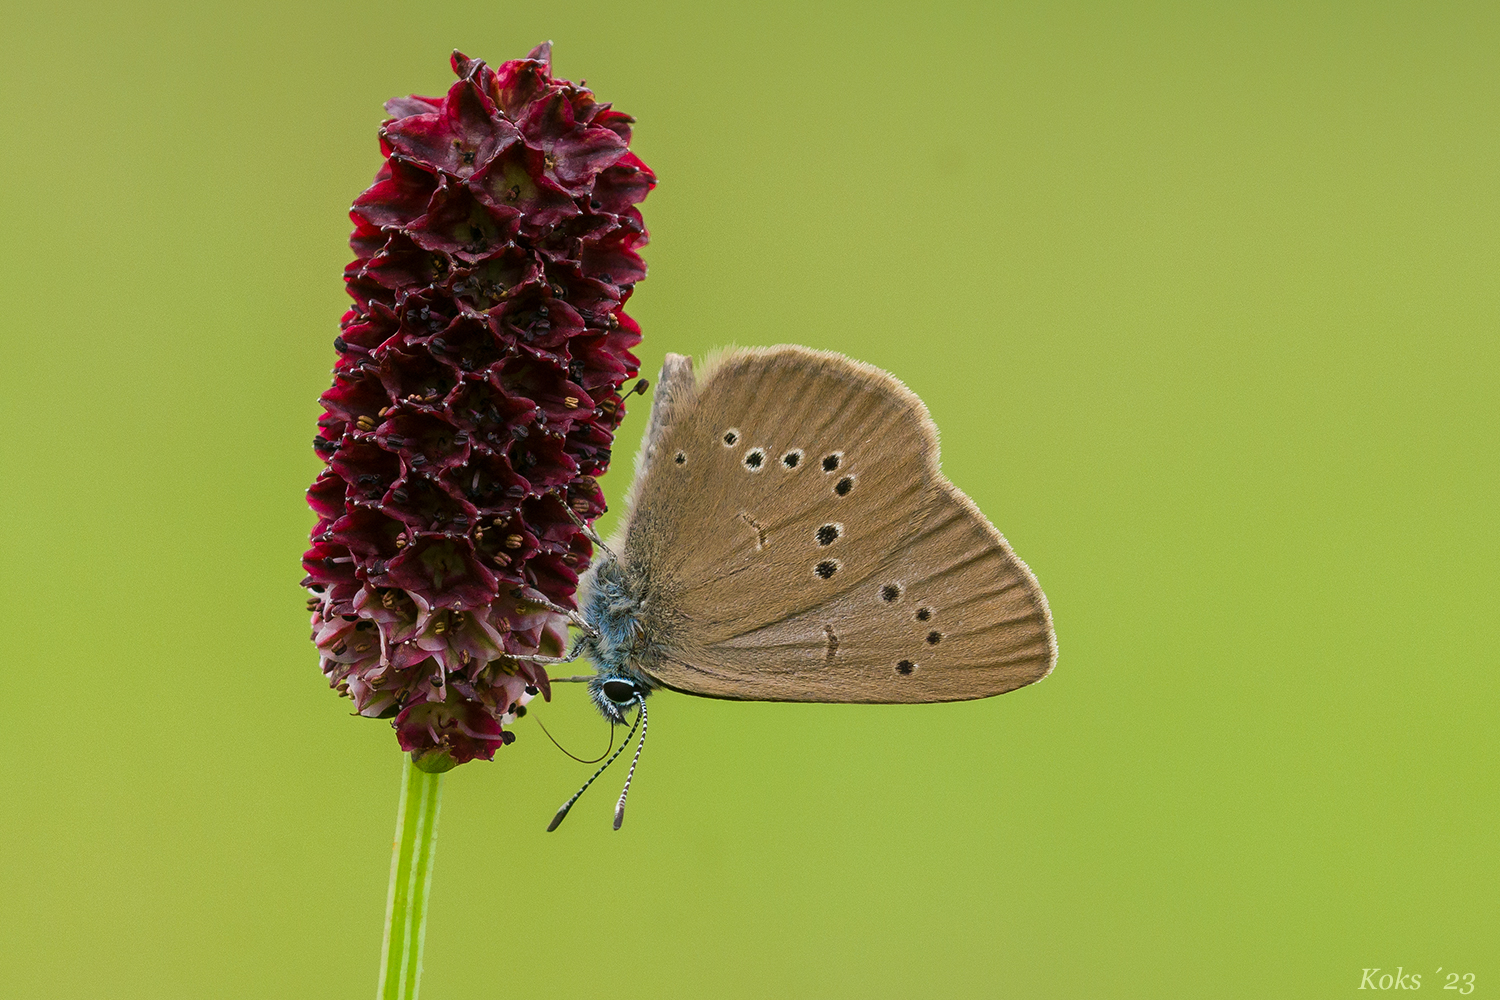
<box><xmin>303</xmin><ymin>43</ymin><xmax>655</xmax><ymax>772</ymax></box>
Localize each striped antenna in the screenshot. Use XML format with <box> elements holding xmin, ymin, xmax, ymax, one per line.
<box><xmin>612</xmin><ymin>697</ymin><xmax>649</xmax><ymax>831</ymax></box>
<box><xmin>545</xmin><ymin>702</ymin><xmax>642</xmax><ymax>832</ymax></box>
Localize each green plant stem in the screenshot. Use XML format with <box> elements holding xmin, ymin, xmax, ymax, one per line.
<box><xmin>377</xmin><ymin>755</ymin><xmax>444</xmax><ymax>1000</ymax></box>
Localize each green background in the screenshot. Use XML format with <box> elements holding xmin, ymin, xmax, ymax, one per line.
<box><xmin>2</xmin><ymin>2</ymin><xmax>1494</xmax><ymax>997</ymax></box>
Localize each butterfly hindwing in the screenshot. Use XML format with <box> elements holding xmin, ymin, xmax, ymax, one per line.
<box><xmin>674</xmin><ymin>482</ymin><xmax>1056</xmax><ymax>702</ymax></box>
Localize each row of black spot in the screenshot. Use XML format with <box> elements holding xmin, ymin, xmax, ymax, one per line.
<box><xmin>744</xmin><ymin>446</ymin><xmax>852</xmax><ymax>497</ymax></box>
<box><xmin>671</xmin><ymin>436</ymin><xmax>856</xmax><ymax>497</ymax></box>
<box><xmin>882</xmin><ymin>583</ymin><xmax>943</xmax><ymax>675</ymax></box>
<box><xmin>715</xmin><ymin>430</ymin><xmax>857</xmax><ymax>495</ymax></box>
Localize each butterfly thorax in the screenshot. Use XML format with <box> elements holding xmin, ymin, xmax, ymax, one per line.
<box><xmin>575</xmin><ymin>554</ymin><xmax>661</xmax><ymax>722</ymax></box>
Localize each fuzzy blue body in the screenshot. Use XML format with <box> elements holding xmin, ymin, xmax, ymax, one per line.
<box><xmin>574</xmin><ymin>554</ymin><xmax>657</xmax><ymax>722</ymax></box>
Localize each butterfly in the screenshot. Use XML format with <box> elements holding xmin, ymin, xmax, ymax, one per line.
<box><xmin>535</xmin><ymin>345</ymin><xmax>1056</xmax><ymax>829</ymax></box>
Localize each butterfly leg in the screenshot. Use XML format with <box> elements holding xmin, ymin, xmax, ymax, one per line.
<box><xmin>556</xmin><ymin>492</ymin><xmax>620</xmax><ymax>562</ymax></box>
<box><xmin>512</xmin><ymin>587</ymin><xmax>601</xmax><ymax>639</ymax></box>
<box><xmin>567</xmin><ymin>612</ymin><xmax>601</xmax><ymax>639</ymax></box>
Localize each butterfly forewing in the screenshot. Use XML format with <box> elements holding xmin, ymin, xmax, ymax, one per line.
<box><xmin>621</xmin><ymin>347</ymin><xmax>941</xmax><ymax>647</ymax></box>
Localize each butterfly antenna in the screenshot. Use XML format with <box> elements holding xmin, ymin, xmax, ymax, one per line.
<box><xmin>546</xmin><ymin>707</ymin><xmax>642</xmax><ymax>832</ymax></box>
<box><xmin>612</xmin><ymin>698</ymin><xmax>649</xmax><ymax>831</ymax></box>
<box><xmin>534</xmin><ymin>712</ymin><xmax>615</xmax><ymax>764</ymax></box>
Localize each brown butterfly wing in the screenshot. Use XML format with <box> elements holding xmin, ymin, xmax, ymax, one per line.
<box><xmin>621</xmin><ymin>352</ymin><xmax>697</xmax><ymax>497</ymax></box>
<box><xmin>619</xmin><ymin>346</ymin><xmax>941</xmax><ymax>646</ymax></box>
<box><xmin>618</xmin><ymin>346</ymin><xmax>1056</xmax><ymax>703</ymax></box>
<box><xmin>662</xmin><ymin>482</ymin><xmax>1056</xmax><ymax>702</ymax></box>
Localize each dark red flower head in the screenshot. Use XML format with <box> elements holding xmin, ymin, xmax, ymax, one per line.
<box><xmin>304</xmin><ymin>43</ymin><xmax>654</xmax><ymax>771</ymax></box>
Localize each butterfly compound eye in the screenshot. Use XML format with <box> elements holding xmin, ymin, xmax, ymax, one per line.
<box><xmin>601</xmin><ymin>679</ymin><xmax>639</xmax><ymax>704</ymax></box>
